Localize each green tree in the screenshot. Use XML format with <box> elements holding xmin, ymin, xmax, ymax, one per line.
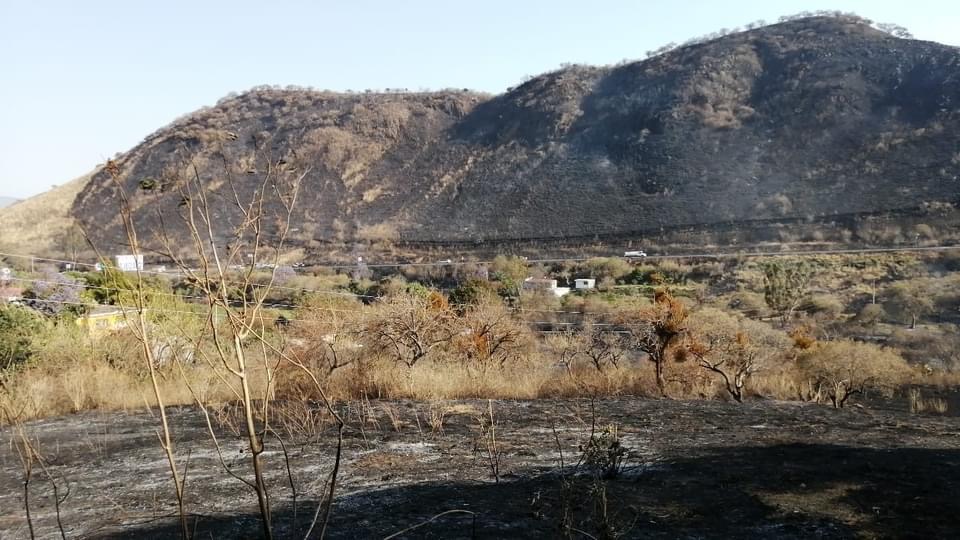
<box><xmin>448</xmin><ymin>279</ymin><xmax>498</xmax><ymax>312</ymax></box>
<box><xmin>0</xmin><ymin>304</ymin><xmax>45</xmax><ymax>370</ymax></box>
<box><xmin>884</xmin><ymin>280</ymin><xmax>934</xmax><ymax>329</ymax></box>
<box><xmin>490</xmin><ymin>255</ymin><xmax>528</xmax><ymax>297</ymax></box>
<box><xmin>762</xmin><ymin>261</ymin><xmax>812</xmax><ymax>326</ymax></box>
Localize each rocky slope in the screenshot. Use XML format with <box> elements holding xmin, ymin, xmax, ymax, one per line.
<box><xmin>56</xmin><ymin>16</ymin><xmax>960</xmax><ymax>252</ymax></box>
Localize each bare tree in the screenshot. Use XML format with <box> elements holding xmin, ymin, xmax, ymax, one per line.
<box><xmin>619</xmin><ymin>290</ymin><xmax>688</xmax><ymax>394</ymax></box>
<box><xmin>86</xmin><ymin>160</ymin><xmax>190</xmax><ymax>538</ymax></box>
<box><xmin>884</xmin><ymin>280</ymin><xmax>935</xmax><ymax>329</ymax></box>
<box><xmin>283</xmin><ymin>301</ymin><xmax>365</xmax><ymax>394</ymax></box>
<box><xmin>686</xmin><ymin>308</ymin><xmax>788</xmax><ymax>402</ymax></box>
<box><xmin>579</xmin><ymin>321</ymin><xmax>626</xmax><ymax>373</ymax></box>
<box><xmin>132</xmin><ymin>142</ymin><xmax>344</xmax><ymax>538</ymax></box>
<box><xmin>455</xmin><ymin>300</ymin><xmax>530</xmax><ymax>372</ymax></box>
<box><xmin>542</xmin><ymin>330</ymin><xmax>581</xmax><ymax>377</ymax></box>
<box><xmin>366</xmin><ymin>291</ymin><xmax>455</xmax><ymax>370</ymax></box>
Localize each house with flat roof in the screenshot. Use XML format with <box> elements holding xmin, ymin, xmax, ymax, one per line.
<box><xmin>522</xmin><ymin>277</ymin><xmax>570</xmax><ymax>298</ymax></box>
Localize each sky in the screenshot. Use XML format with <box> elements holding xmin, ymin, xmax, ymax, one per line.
<box><xmin>1</xmin><ymin>0</ymin><xmax>958</xmax><ymax>199</ymax></box>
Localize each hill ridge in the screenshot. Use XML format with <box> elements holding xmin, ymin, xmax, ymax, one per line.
<box><xmin>6</xmin><ymin>14</ymin><xmax>960</xmax><ymax>256</ymax></box>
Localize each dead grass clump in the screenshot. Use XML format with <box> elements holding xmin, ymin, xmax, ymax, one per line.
<box><xmin>907</xmin><ymin>389</ymin><xmax>949</xmax><ymax>415</ymax></box>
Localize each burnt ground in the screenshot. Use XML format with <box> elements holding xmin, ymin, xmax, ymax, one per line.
<box><xmin>1</xmin><ymin>398</ymin><xmax>959</xmax><ymax>539</ymax></box>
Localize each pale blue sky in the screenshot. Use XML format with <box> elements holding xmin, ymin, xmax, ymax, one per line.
<box><xmin>1</xmin><ymin>0</ymin><xmax>957</xmax><ymax>199</ymax></box>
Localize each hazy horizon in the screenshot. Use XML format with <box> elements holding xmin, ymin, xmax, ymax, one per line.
<box><xmin>2</xmin><ymin>0</ymin><xmax>958</xmax><ymax>199</ymax></box>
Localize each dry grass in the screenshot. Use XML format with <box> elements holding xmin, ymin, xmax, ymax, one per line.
<box><xmin>0</xmin><ymin>360</ymin><xmax>269</xmax><ymax>422</ymax></box>
<box><xmin>2</xmin><ymin>344</ymin><xmax>952</xmax><ymax>424</ymax></box>
<box><xmin>907</xmin><ymin>389</ymin><xmax>949</xmax><ymax>415</ymax></box>
<box><xmin>0</xmin><ymin>322</ymin><xmax>273</xmax><ymax>423</ymax></box>
<box><xmin>0</xmin><ymin>171</ymin><xmax>94</xmax><ymax>256</ymax></box>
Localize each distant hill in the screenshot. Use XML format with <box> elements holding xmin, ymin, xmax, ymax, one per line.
<box><xmin>0</xmin><ymin>175</ymin><xmax>92</xmax><ymax>255</ymax></box>
<box><xmin>0</xmin><ymin>197</ymin><xmax>19</xmax><ymax>209</ymax></box>
<box><xmin>15</xmin><ymin>15</ymin><xmax>960</xmax><ymax>255</ymax></box>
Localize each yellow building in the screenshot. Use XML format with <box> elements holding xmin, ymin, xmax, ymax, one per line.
<box><xmin>76</xmin><ymin>306</ymin><xmax>136</xmax><ymax>335</ymax></box>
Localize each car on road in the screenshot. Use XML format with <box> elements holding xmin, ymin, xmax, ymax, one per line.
<box><xmin>624</xmin><ymin>250</ymin><xmax>647</xmax><ymax>258</ymax></box>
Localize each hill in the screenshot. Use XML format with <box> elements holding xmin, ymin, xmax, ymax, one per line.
<box><xmin>21</xmin><ymin>15</ymin><xmax>960</xmax><ymax>255</ymax></box>
<box><xmin>0</xmin><ymin>175</ymin><xmax>92</xmax><ymax>256</ymax></box>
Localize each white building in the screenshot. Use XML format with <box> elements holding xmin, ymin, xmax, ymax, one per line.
<box><xmin>522</xmin><ymin>277</ymin><xmax>570</xmax><ymax>298</ymax></box>
<box><xmin>574</xmin><ymin>278</ymin><xmax>596</xmax><ymax>290</ymax></box>
<box><xmin>114</xmin><ymin>254</ymin><xmax>144</xmax><ymax>272</ymax></box>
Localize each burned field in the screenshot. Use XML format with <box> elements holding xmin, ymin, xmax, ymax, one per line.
<box><xmin>1</xmin><ymin>398</ymin><xmax>958</xmax><ymax>539</ymax></box>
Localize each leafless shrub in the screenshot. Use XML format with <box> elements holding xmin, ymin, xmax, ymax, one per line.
<box><xmin>454</xmin><ymin>300</ymin><xmax>533</xmax><ymax>373</ymax></box>
<box><xmin>365</xmin><ymin>291</ymin><xmax>456</xmax><ymax>370</ymax></box>
<box><xmin>581</xmin><ymin>424</ymin><xmax>628</xmax><ymax>480</ymax></box>
<box><xmin>381</xmin><ymin>403</ymin><xmax>404</xmax><ymax>433</ymax></box>
<box><xmin>474</xmin><ymin>400</ymin><xmax>503</xmax><ymax>483</ymax></box>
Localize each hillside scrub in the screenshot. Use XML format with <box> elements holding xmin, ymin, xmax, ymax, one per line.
<box><xmin>4</xmin><ymin>250</ymin><xmax>960</xmax><ymax>422</ymax></box>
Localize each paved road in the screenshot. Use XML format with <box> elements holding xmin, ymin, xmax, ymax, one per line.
<box><xmin>310</xmin><ymin>244</ymin><xmax>960</xmax><ymax>269</ymax></box>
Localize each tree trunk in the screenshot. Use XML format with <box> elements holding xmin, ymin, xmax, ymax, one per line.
<box><xmin>235</xmin><ymin>334</ymin><xmax>273</xmax><ymax>540</ymax></box>
<box><xmin>655</xmin><ymin>359</ymin><xmax>666</xmax><ymax>395</ymax></box>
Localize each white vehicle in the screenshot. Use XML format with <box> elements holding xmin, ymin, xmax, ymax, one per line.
<box><xmin>624</xmin><ymin>250</ymin><xmax>648</xmax><ymax>258</ymax></box>
<box><xmin>437</xmin><ymin>259</ymin><xmax>453</xmax><ymax>264</ymax></box>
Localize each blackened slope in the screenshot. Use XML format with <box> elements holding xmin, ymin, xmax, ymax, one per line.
<box><xmin>70</xmin><ymin>16</ymin><xmax>960</xmax><ymax>251</ymax></box>
<box><xmin>416</xmin><ymin>16</ymin><xmax>960</xmax><ymax>241</ymax></box>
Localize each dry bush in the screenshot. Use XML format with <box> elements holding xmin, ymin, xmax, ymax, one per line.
<box><xmin>883</xmin><ymin>279</ymin><xmax>935</xmax><ymax>328</ymax></box>
<box><xmin>356</xmin><ymin>222</ymin><xmax>400</xmax><ymax>244</ymax></box>
<box><xmin>453</xmin><ymin>300</ymin><xmax>534</xmax><ymax>373</ymax></box>
<box><xmin>799</xmin><ymin>294</ymin><xmax>845</xmax><ymax>320</ymax></box>
<box><xmin>364</xmin><ymin>291</ymin><xmax>456</xmax><ymax>370</ymax></box>
<box><xmin>686</xmin><ymin>308</ymin><xmax>790</xmax><ymax>402</ymax></box>
<box><xmin>0</xmin><ymin>327</ymin><xmax>249</xmax><ymax>422</ymax></box>
<box><xmin>796</xmin><ymin>340</ymin><xmax>912</xmax><ymax>408</ymax></box>
<box><xmin>887</xmin><ymin>327</ymin><xmax>960</xmax><ymax>372</ymax></box>
<box><xmin>854</xmin><ymin>303</ymin><xmax>886</xmax><ymax>326</ymax></box>
<box><xmin>724</xmin><ymin>290</ymin><xmax>771</xmax><ymax>318</ymax></box>
<box><xmin>618</xmin><ymin>290</ymin><xmax>689</xmax><ymax>394</ymax></box>
<box><xmin>749</xmin><ymin>366</ymin><xmax>809</xmax><ymax>401</ymax></box>
<box><xmin>277</xmin><ymin>300</ymin><xmax>367</xmax><ymax>399</ymax></box>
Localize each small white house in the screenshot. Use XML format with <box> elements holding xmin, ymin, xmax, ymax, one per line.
<box><xmin>522</xmin><ymin>277</ymin><xmax>570</xmax><ymax>298</ymax></box>
<box><xmin>114</xmin><ymin>254</ymin><xmax>144</xmax><ymax>272</ymax></box>
<box><xmin>574</xmin><ymin>278</ymin><xmax>596</xmax><ymax>290</ymax></box>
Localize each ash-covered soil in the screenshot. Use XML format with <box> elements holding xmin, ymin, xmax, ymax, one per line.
<box><xmin>2</xmin><ymin>398</ymin><xmax>959</xmax><ymax>539</ymax></box>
